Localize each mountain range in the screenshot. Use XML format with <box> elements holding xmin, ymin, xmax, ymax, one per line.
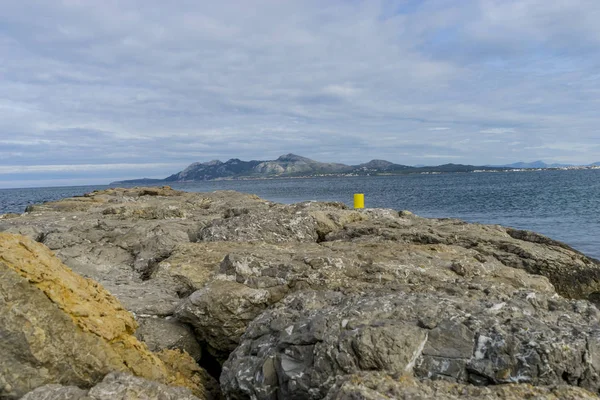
<box><xmin>112</xmin><ymin>154</ymin><xmax>600</xmax><ymax>184</ymax></box>
<box><xmin>494</xmin><ymin>161</ymin><xmax>574</xmax><ymax>168</ymax></box>
<box><xmin>112</xmin><ymin>154</ymin><xmax>515</xmax><ymax>184</ymax></box>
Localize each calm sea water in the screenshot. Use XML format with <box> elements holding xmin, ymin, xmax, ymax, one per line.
<box><xmin>1</xmin><ymin>169</ymin><xmax>599</xmax><ymax>259</ymax></box>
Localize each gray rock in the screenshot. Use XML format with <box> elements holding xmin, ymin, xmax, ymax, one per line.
<box><xmin>135</xmin><ymin>317</ymin><xmax>203</xmax><ymax>361</ymax></box>
<box><xmin>221</xmin><ymin>289</ymin><xmax>600</xmax><ymax>399</ymax></box>
<box><xmin>173</xmin><ymin>239</ymin><xmax>556</xmax><ymax>357</ymax></box>
<box><xmin>324</xmin><ymin>373</ymin><xmax>600</xmax><ymax>399</ymax></box>
<box><xmin>175</xmin><ymin>280</ymin><xmax>273</xmax><ymax>359</ymax></box>
<box><xmin>5</xmin><ymin>187</ymin><xmax>600</xmax><ymax>398</ymax></box>
<box><xmin>325</xmin><ymin>211</ymin><xmax>600</xmax><ymax>301</ymax></box>
<box><xmin>1</xmin><ymin>225</ymin><xmax>44</xmax><ymax>241</ymax></box>
<box><xmin>87</xmin><ymin>372</ymin><xmax>200</xmax><ymax>400</ymax></box>
<box><xmin>19</xmin><ymin>385</ymin><xmax>89</xmax><ymax>400</ymax></box>
<box><xmin>198</xmin><ymin>204</ymin><xmax>321</xmax><ymax>243</ymax></box>
<box><xmin>113</xmin><ymin>222</ymin><xmax>190</xmax><ymax>276</ymax></box>
<box><xmin>19</xmin><ymin>373</ymin><xmax>202</xmax><ymax>400</ymax></box>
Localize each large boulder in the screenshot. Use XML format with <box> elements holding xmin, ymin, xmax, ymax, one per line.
<box><xmin>198</xmin><ymin>201</ymin><xmax>360</xmax><ymax>243</ymax></box>
<box><xmin>0</xmin><ymin>233</ymin><xmax>210</xmax><ymax>399</ymax></box>
<box><xmin>325</xmin><ymin>210</ymin><xmax>600</xmax><ymax>301</ymax></box>
<box><xmin>174</xmin><ymin>239</ymin><xmax>556</xmax><ymax>358</ymax></box>
<box><xmin>221</xmin><ymin>289</ymin><xmax>600</xmax><ymax>399</ymax></box>
<box><xmin>175</xmin><ymin>280</ymin><xmax>274</xmax><ymax>359</ymax></box>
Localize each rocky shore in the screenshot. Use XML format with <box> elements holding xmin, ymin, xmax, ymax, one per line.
<box><xmin>2</xmin><ymin>186</ymin><xmax>600</xmax><ymax>399</ymax></box>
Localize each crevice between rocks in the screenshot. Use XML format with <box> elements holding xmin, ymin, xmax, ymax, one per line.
<box><xmin>139</xmin><ymin>254</ymin><xmax>170</xmax><ymax>281</ymax></box>
<box><xmin>197</xmin><ymin>343</ymin><xmax>224</xmax><ymax>382</ymax></box>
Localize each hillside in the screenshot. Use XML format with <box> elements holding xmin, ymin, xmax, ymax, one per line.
<box><xmin>113</xmin><ymin>154</ymin><xmax>511</xmax><ymax>184</ymax></box>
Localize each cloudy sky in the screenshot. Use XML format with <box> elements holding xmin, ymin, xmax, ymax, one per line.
<box><xmin>1</xmin><ymin>0</ymin><xmax>599</xmax><ymax>188</ymax></box>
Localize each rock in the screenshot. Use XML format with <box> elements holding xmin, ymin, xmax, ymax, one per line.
<box><xmin>198</xmin><ymin>200</ymin><xmax>364</xmax><ymax>243</ymax></box>
<box><xmin>155</xmin><ymin>350</ymin><xmax>221</xmax><ymax>400</ymax></box>
<box><xmin>5</xmin><ymin>187</ymin><xmax>600</xmax><ymax>398</ymax></box>
<box><xmin>20</xmin><ymin>372</ymin><xmax>201</xmax><ymax>400</ymax></box>
<box><xmin>221</xmin><ymin>289</ymin><xmax>600</xmax><ymax>399</ymax></box>
<box><xmin>114</xmin><ymin>222</ymin><xmax>191</xmax><ymax>276</ymax></box>
<box><xmin>55</xmin><ymin>241</ymin><xmax>183</xmax><ymax>316</ymax></box>
<box><xmin>2</xmin><ymin>224</ymin><xmax>44</xmax><ymax>241</ymax></box>
<box><xmin>324</xmin><ymin>210</ymin><xmax>600</xmax><ymax>301</ymax></box>
<box><xmin>198</xmin><ymin>204</ymin><xmax>321</xmax><ymax>242</ymax></box>
<box><xmin>24</xmin><ymin>196</ymin><xmax>104</xmax><ymax>213</ymax></box>
<box><xmin>175</xmin><ymin>280</ymin><xmax>273</xmax><ymax>359</ymax></box>
<box><xmin>0</xmin><ymin>188</ymin><xmax>275</xmax><ymax>320</ymax></box>
<box><xmin>175</xmin><ymin>239</ymin><xmax>556</xmax><ymax>357</ymax></box>
<box><xmin>20</xmin><ymin>385</ymin><xmax>89</xmax><ymax>400</ymax></box>
<box><xmin>0</xmin><ymin>213</ymin><xmax>20</xmax><ymax>219</ymax></box>
<box><xmin>157</xmin><ymin>242</ymin><xmax>279</xmax><ymax>291</ymax></box>
<box><xmin>87</xmin><ymin>372</ymin><xmax>200</xmax><ymax>400</ymax></box>
<box><xmin>0</xmin><ymin>233</ymin><xmax>209</xmax><ymax>399</ymax></box>
<box><xmin>325</xmin><ymin>373</ymin><xmax>600</xmax><ymax>399</ymax></box>
<box><xmin>135</xmin><ymin>317</ymin><xmax>203</xmax><ymax>361</ymax></box>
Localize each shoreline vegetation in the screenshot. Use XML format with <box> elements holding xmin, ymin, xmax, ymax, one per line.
<box><xmin>2</xmin><ymin>186</ymin><xmax>600</xmax><ymax>398</ymax></box>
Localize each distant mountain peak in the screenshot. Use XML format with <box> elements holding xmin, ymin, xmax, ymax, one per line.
<box><xmin>362</xmin><ymin>159</ymin><xmax>394</xmax><ymax>167</ymax></box>
<box><xmin>203</xmin><ymin>160</ymin><xmax>223</xmax><ymax>166</ymax></box>
<box><xmin>115</xmin><ymin>153</ymin><xmax>519</xmax><ymax>185</ymax></box>
<box><xmin>358</xmin><ymin>159</ymin><xmax>400</xmax><ymax>170</ymax></box>
<box><xmin>276</xmin><ymin>153</ymin><xmax>313</xmax><ymax>163</ymax></box>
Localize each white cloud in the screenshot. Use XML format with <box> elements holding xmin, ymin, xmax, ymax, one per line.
<box><xmin>0</xmin><ymin>163</ymin><xmax>183</xmax><ymax>175</ymax></box>
<box><xmin>323</xmin><ymin>84</ymin><xmax>359</xmax><ymax>98</ymax></box>
<box><xmin>0</xmin><ymin>0</ymin><xmax>599</xmax><ymax>187</ymax></box>
<box><xmin>480</xmin><ymin>128</ymin><xmax>516</xmax><ymax>134</ymax></box>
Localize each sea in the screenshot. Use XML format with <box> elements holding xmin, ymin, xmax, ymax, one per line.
<box><xmin>1</xmin><ymin>169</ymin><xmax>599</xmax><ymax>259</ymax></box>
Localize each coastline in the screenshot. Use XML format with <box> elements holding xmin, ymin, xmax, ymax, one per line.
<box><xmin>112</xmin><ymin>164</ymin><xmax>600</xmax><ymax>185</ymax></box>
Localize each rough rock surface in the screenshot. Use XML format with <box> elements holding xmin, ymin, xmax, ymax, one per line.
<box><xmin>3</xmin><ymin>187</ymin><xmax>600</xmax><ymax>399</ymax></box>
<box><xmin>0</xmin><ymin>233</ymin><xmax>209</xmax><ymax>399</ymax></box>
<box><xmin>325</xmin><ymin>373</ymin><xmax>599</xmax><ymax>399</ymax></box>
<box><xmin>19</xmin><ymin>385</ymin><xmax>89</xmax><ymax>400</ymax></box>
<box><xmin>221</xmin><ymin>289</ymin><xmax>600</xmax><ymax>399</ymax></box>
<box><xmin>20</xmin><ymin>372</ymin><xmax>201</xmax><ymax>400</ymax></box>
<box><xmin>174</xmin><ymin>239</ymin><xmax>558</xmax><ymax>359</ymax></box>
<box><xmin>135</xmin><ymin>316</ymin><xmax>203</xmax><ymax>361</ymax></box>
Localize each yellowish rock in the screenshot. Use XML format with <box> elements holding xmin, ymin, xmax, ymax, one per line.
<box><xmin>0</xmin><ymin>233</ymin><xmax>208</xmax><ymax>399</ymax></box>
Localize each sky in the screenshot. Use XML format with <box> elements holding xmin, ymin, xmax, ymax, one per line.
<box><xmin>1</xmin><ymin>0</ymin><xmax>600</xmax><ymax>188</ymax></box>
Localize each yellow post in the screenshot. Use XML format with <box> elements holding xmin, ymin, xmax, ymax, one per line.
<box><xmin>354</xmin><ymin>193</ymin><xmax>364</xmax><ymax>209</ymax></box>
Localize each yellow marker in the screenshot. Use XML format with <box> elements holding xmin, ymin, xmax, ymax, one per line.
<box><xmin>354</xmin><ymin>193</ymin><xmax>364</xmax><ymax>209</ymax></box>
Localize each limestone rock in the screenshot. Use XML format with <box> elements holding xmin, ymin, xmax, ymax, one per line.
<box><xmin>135</xmin><ymin>317</ymin><xmax>203</xmax><ymax>361</ymax></box>
<box><xmin>198</xmin><ymin>204</ymin><xmax>321</xmax><ymax>242</ymax></box>
<box><xmin>221</xmin><ymin>289</ymin><xmax>600</xmax><ymax>399</ymax></box>
<box><xmin>0</xmin><ymin>213</ymin><xmax>20</xmax><ymax>219</ymax></box>
<box><xmin>325</xmin><ymin>211</ymin><xmax>600</xmax><ymax>300</ymax></box>
<box><xmin>156</xmin><ymin>242</ymin><xmax>277</xmax><ymax>290</ymax></box>
<box><xmin>20</xmin><ymin>372</ymin><xmax>201</xmax><ymax>400</ymax></box>
<box><xmin>4</xmin><ymin>187</ymin><xmax>600</xmax><ymax>399</ymax></box>
<box><xmin>20</xmin><ymin>385</ymin><xmax>89</xmax><ymax>400</ymax></box>
<box><xmin>87</xmin><ymin>372</ymin><xmax>199</xmax><ymax>400</ymax></box>
<box><xmin>175</xmin><ymin>239</ymin><xmax>556</xmax><ymax>357</ymax></box>
<box><xmin>0</xmin><ymin>233</ymin><xmax>208</xmax><ymax>399</ymax></box>
<box><xmin>2</xmin><ymin>224</ymin><xmax>44</xmax><ymax>241</ymax></box>
<box><xmin>325</xmin><ymin>373</ymin><xmax>600</xmax><ymax>400</ymax></box>
<box><xmin>175</xmin><ymin>280</ymin><xmax>273</xmax><ymax>359</ymax></box>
